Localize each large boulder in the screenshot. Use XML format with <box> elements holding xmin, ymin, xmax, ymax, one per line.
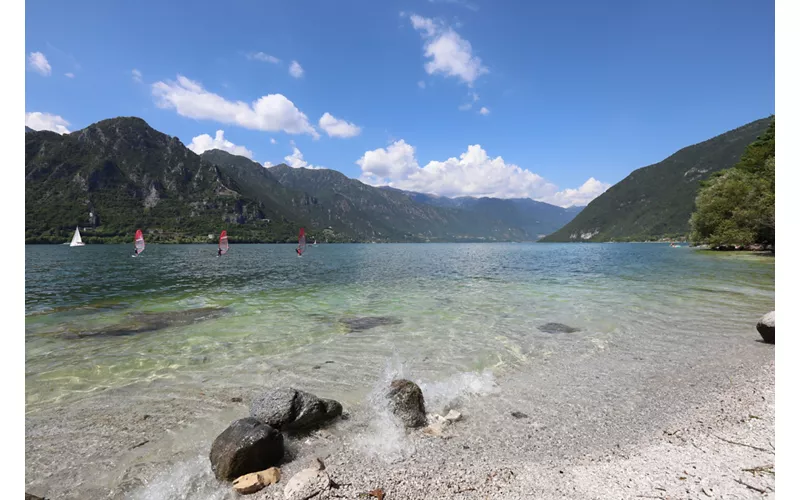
<box><xmin>757</xmin><ymin>311</ymin><xmax>775</xmax><ymax>344</ymax></box>
<box><xmin>386</xmin><ymin>379</ymin><xmax>426</xmax><ymax>428</ymax></box>
<box><xmin>250</xmin><ymin>388</ymin><xmax>342</xmax><ymax>433</ymax></box>
<box><xmin>209</xmin><ymin>417</ymin><xmax>284</xmax><ymax>481</ymax></box>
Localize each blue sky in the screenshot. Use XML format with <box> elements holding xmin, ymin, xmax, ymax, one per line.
<box><xmin>25</xmin><ymin>0</ymin><xmax>774</xmax><ymax>207</ymax></box>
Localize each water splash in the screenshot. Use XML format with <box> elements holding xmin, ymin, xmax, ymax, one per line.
<box><xmin>419</xmin><ymin>370</ymin><xmax>499</xmax><ymax>414</ymax></box>
<box><xmin>128</xmin><ymin>456</ymin><xmax>228</xmax><ymax>500</ymax></box>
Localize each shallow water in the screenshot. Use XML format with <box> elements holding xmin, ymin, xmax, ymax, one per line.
<box><xmin>25</xmin><ymin>243</ymin><xmax>774</xmax><ymax>412</ymax></box>
<box><xmin>25</xmin><ymin>243</ymin><xmax>775</xmax><ymax>498</ymax></box>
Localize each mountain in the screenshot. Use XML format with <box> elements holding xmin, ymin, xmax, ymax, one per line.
<box><xmin>380</xmin><ymin>187</ymin><xmax>584</xmax><ymax>239</ymax></box>
<box><xmin>265</xmin><ymin>164</ymin><xmax>528</xmax><ymax>241</ymax></box>
<box><xmin>25</xmin><ymin>117</ymin><xmax>297</xmax><ymax>243</ymax></box>
<box><xmin>24</xmin><ymin>116</ymin><xmax>584</xmax><ymax>244</ymax></box>
<box><xmin>541</xmin><ymin>117</ymin><xmax>774</xmax><ymax>242</ymax></box>
<box><xmin>25</xmin><ymin>126</ymin><xmax>34</xmax><ymax>133</ymax></box>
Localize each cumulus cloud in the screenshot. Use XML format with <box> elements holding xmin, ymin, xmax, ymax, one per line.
<box><xmin>284</xmin><ymin>145</ymin><xmax>323</xmax><ymax>169</ymax></box>
<box><xmin>318</xmin><ymin>112</ymin><xmax>362</xmax><ymax>138</ymax></box>
<box><xmin>270</xmin><ymin>138</ymin><xmax>277</xmax><ymax>145</ymax></box>
<box><xmin>289</xmin><ymin>61</ymin><xmax>304</xmax><ymax>78</ymax></box>
<box><xmin>187</xmin><ymin>130</ymin><xmax>254</xmax><ymax>158</ymax></box>
<box><xmin>65</xmin><ymin>72</ymin><xmax>75</xmax><ymax>78</ymax></box>
<box><xmin>479</xmin><ymin>106</ymin><xmax>490</xmax><ymax>115</ymax></box>
<box><xmin>356</xmin><ymin>140</ymin><xmax>609</xmax><ymax>207</ymax></box>
<box><xmin>151</xmin><ymin>75</ymin><xmax>319</xmax><ymax>138</ymax></box>
<box><xmin>264</xmin><ymin>161</ymin><xmax>274</xmax><ymax>168</ymax></box>
<box><xmin>408</xmin><ymin>14</ymin><xmax>488</xmax><ymax>86</ymax></box>
<box><xmin>28</xmin><ymin>52</ymin><xmax>51</xmax><ymax>76</ymax></box>
<box><xmin>132</xmin><ymin>69</ymin><xmax>142</xmax><ymax>83</ymax></box>
<box><xmin>25</xmin><ymin>112</ymin><xmax>70</xmax><ymax>134</ymax></box>
<box><xmin>357</xmin><ymin>140</ymin><xmax>420</xmax><ymax>181</ymax></box>
<box><xmin>538</xmin><ymin>178</ymin><xmax>611</xmax><ymax>208</ymax></box>
<box><xmin>248</xmin><ymin>52</ymin><xmax>281</xmax><ymax>64</ymax></box>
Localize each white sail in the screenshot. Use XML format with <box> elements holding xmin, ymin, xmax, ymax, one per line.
<box><xmin>70</xmin><ymin>227</ymin><xmax>85</xmax><ymax>247</ymax></box>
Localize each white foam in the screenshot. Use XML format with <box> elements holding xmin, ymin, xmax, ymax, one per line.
<box><xmin>419</xmin><ymin>370</ymin><xmax>499</xmax><ymax>413</ymax></box>
<box><xmin>128</xmin><ymin>456</ymin><xmax>227</xmax><ymax>500</ymax></box>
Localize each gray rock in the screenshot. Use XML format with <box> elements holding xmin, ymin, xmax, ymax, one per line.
<box><xmin>340</xmin><ymin>316</ymin><xmax>402</xmax><ymax>332</ymax></box>
<box><xmin>283</xmin><ymin>459</ymin><xmax>331</xmax><ymax>500</ymax></box>
<box><xmin>757</xmin><ymin>311</ymin><xmax>775</xmax><ymax>344</ymax></box>
<box><xmin>209</xmin><ymin>417</ymin><xmax>284</xmax><ymax>481</ymax></box>
<box><xmin>537</xmin><ymin>322</ymin><xmax>580</xmax><ymax>334</ymax></box>
<box><xmin>387</xmin><ymin>379</ymin><xmax>427</xmax><ymax>428</ymax></box>
<box><xmin>250</xmin><ymin>388</ymin><xmax>342</xmax><ymax>433</ymax></box>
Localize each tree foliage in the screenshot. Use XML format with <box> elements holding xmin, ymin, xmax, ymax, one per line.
<box><xmin>689</xmin><ymin>119</ymin><xmax>775</xmax><ymax>248</ymax></box>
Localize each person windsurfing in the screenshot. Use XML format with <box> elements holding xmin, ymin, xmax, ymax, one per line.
<box><xmin>296</xmin><ymin>227</ymin><xmax>306</xmax><ymax>256</ymax></box>
<box><xmin>218</xmin><ymin>248</ymin><xmax>223</xmax><ymax>257</ymax></box>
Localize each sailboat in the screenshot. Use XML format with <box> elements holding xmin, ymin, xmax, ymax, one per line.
<box><xmin>69</xmin><ymin>227</ymin><xmax>85</xmax><ymax>247</ymax></box>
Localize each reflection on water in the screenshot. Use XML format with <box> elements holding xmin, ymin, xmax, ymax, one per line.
<box><xmin>25</xmin><ymin>243</ymin><xmax>774</xmax><ymax>413</ymax></box>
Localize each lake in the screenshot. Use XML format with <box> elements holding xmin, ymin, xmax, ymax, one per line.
<box><xmin>24</xmin><ymin>243</ymin><xmax>775</xmax><ymax>498</ymax></box>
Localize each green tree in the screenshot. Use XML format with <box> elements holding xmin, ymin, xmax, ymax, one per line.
<box><xmin>689</xmin><ymin>119</ymin><xmax>775</xmax><ymax>249</ymax></box>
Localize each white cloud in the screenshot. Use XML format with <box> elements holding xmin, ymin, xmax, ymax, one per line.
<box><xmin>458</xmin><ymin>103</ymin><xmax>473</xmax><ymax>111</ymax></box>
<box><xmin>318</xmin><ymin>112</ymin><xmax>362</xmax><ymax>138</ymax></box>
<box><xmin>408</xmin><ymin>14</ymin><xmax>488</xmax><ymax>86</ymax></box>
<box><xmin>270</xmin><ymin>138</ymin><xmax>277</xmax><ymax>145</ymax></box>
<box><xmin>479</xmin><ymin>106</ymin><xmax>490</xmax><ymax>115</ymax></box>
<box><xmin>418</xmin><ymin>80</ymin><xmax>426</xmax><ymax>89</ymax></box>
<box><xmin>264</xmin><ymin>161</ymin><xmax>274</xmax><ymax>168</ymax></box>
<box><xmin>151</xmin><ymin>75</ymin><xmax>319</xmax><ymax>138</ymax></box>
<box><xmin>25</xmin><ymin>112</ymin><xmax>70</xmax><ymax>134</ymax></box>
<box><xmin>132</xmin><ymin>69</ymin><xmax>143</xmax><ymax>83</ymax></box>
<box><xmin>65</xmin><ymin>72</ymin><xmax>75</xmax><ymax>78</ymax></box>
<box><xmin>248</xmin><ymin>52</ymin><xmax>281</xmax><ymax>64</ymax></box>
<box><xmin>187</xmin><ymin>130</ymin><xmax>254</xmax><ymax>158</ymax></box>
<box><xmin>284</xmin><ymin>145</ymin><xmax>323</xmax><ymax>169</ymax></box>
<box><xmin>289</xmin><ymin>61</ymin><xmax>304</xmax><ymax>78</ymax></box>
<box><xmin>357</xmin><ymin>140</ymin><xmax>610</xmax><ymax>207</ymax></box>
<box><xmin>539</xmin><ymin>178</ymin><xmax>612</xmax><ymax>208</ymax></box>
<box><xmin>356</xmin><ymin>140</ymin><xmax>420</xmax><ymax>181</ymax></box>
<box><xmin>28</xmin><ymin>52</ymin><xmax>51</xmax><ymax>76</ymax></box>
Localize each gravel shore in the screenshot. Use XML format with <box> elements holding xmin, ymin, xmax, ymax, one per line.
<box><xmin>26</xmin><ymin>333</ymin><xmax>774</xmax><ymax>500</ymax></box>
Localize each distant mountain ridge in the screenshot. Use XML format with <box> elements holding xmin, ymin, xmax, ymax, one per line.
<box><xmin>24</xmin><ymin>116</ymin><xmax>582</xmax><ymax>243</ymax></box>
<box><xmin>541</xmin><ymin>116</ymin><xmax>774</xmax><ymax>242</ymax></box>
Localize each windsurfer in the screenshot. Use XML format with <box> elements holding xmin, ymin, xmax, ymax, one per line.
<box><xmin>218</xmin><ymin>248</ymin><xmax>223</xmax><ymax>257</ymax></box>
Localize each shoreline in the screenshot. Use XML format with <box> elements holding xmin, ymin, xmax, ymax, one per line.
<box><xmin>25</xmin><ymin>343</ymin><xmax>774</xmax><ymax>500</ymax></box>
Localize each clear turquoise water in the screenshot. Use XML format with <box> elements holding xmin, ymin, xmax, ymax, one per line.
<box><xmin>25</xmin><ymin>243</ymin><xmax>774</xmax><ymax>415</ymax></box>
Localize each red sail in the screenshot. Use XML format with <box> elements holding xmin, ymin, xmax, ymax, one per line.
<box><xmin>219</xmin><ymin>230</ymin><xmax>229</xmax><ymax>255</ymax></box>
<box><xmin>134</xmin><ymin>229</ymin><xmax>145</xmax><ymax>254</ymax></box>
<box><xmin>297</xmin><ymin>228</ymin><xmax>306</xmax><ymax>255</ymax></box>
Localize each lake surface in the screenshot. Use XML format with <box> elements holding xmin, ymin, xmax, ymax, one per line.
<box><xmin>24</xmin><ymin>243</ymin><xmax>775</xmax><ymax>499</ymax></box>
<box><xmin>25</xmin><ymin>243</ymin><xmax>774</xmax><ymax>413</ymax></box>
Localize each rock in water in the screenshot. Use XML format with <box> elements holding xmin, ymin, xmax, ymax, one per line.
<box><xmin>209</xmin><ymin>418</ymin><xmax>284</xmax><ymax>481</ymax></box>
<box><xmin>757</xmin><ymin>311</ymin><xmax>775</xmax><ymax>344</ymax></box>
<box><xmin>250</xmin><ymin>388</ymin><xmax>343</xmax><ymax>433</ymax></box>
<box><xmin>387</xmin><ymin>379</ymin><xmax>427</xmax><ymax>428</ymax></box>
<box><xmin>340</xmin><ymin>316</ymin><xmax>402</xmax><ymax>332</ymax></box>
<box><xmin>537</xmin><ymin>322</ymin><xmax>580</xmax><ymax>334</ymax></box>
<box><xmin>232</xmin><ymin>467</ymin><xmax>281</xmax><ymax>495</ymax></box>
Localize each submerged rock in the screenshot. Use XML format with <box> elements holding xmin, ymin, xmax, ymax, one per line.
<box><xmin>64</xmin><ymin>306</ymin><xmax>230</xmax><ymax>339</ymax></box>
<box><xmin>537</xmin><ymin>322</ymin><xmax>581</xmax><ymax>334</ymax></box>
<box><xmin>340</xmin><ymin>316</ymin><xmax>402</xmax><ymax>332</ymax></box>
<box><xmin>209</xmin><ymin>417</ymin><xmax>284</xmax><ymax>481</ymax></box>
<box><xmin>757</xmin><ymin>311</ymin><xmax>775</xmax><ymax>344</ymax></box>
<box><xmin>510</xmin><ymin>411</ymin><xmax>529</xmax><ymax>419</ymax></box>
<box><xmin>250</xmin><ymin>388</ymin><xmax>342</xmax><ymax>433</ymax></box>
<box><xmin>387</xmin><ymin>379</ymin><xmax>427</xmax><ymax>428</ymax></box>
<box><xmin>232</xmin><ymin>467</ymin><xmax>281</xmax><ymax>495</ymax></box>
